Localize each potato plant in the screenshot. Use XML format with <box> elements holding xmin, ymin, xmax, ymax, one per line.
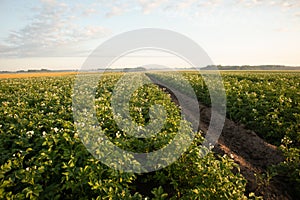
<box><xmin>181</xmin><ymin>71</ymin><xmax>300</xmax><ymax>146</ymax></box>
<box><xmin>183</xmin><ymin>71</ymin><xmax>300</xmax><ymax>197</ymax></box>
<box><xmin>0</xmin><ymin>74</ymin><xmax>253</xmax><ymax>199</ymax></box>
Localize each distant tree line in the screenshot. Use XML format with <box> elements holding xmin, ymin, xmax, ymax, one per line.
<box><xmin>202</xmin><ymin>65</ymin><xmax>300</xmax><ymax>70</ymax></box>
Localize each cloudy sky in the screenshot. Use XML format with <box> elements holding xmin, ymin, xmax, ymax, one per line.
<box><xmin>0</xmin><ymin>0</ymin><xmax>300</xmax><ymax>70</ymax></box>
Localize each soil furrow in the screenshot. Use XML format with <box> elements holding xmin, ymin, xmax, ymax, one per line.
<box><xmin>146</xmin><ymin>73</ymin><xmax>291</xmax><ymax>199</ymax></box>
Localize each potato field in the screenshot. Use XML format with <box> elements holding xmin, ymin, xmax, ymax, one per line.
<box><xmin>0</xmin><ymin>71</ymin><xmax>299</xmax><ymax>199</ymax></box>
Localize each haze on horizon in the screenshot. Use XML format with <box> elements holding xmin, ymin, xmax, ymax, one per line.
<box><xmin>1</xmin><ymin>0</ymin><xmax>300</xmax><ymax>71</ymax></box>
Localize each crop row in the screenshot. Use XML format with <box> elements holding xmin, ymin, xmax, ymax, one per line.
<box><xmin>0</xmin><ymin>74</ymin><xmax>252</xmax><ymax>199</ymax></box>
<box><xmin>150</xmin><ymin>71</ymin><xmax>300</xmax><ymax>146</ymax></box>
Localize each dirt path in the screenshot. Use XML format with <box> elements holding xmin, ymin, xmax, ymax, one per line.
<box><xmin>146</xmin><ymin>74</ymin><xmax>291</xmax><ymax>199</ymax></box>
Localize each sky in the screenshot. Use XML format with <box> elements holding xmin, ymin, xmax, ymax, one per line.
<box><xmin>0</xmin><ymin>0</ymin><xmax>300</xmax><ymax>71</ymax></box>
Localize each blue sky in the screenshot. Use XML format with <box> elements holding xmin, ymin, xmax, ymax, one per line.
<box><xmin>0</xmin><ymin>0</ymin><xmax>300</xmax><ymax>70</ymax></box>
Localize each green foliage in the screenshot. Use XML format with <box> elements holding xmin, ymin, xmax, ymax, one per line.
<box><xmin>183</xmin><ymin>71</ymin><xmax>300</xmax><ymax>147</ymax></box>
<box><xmin>160</xmin><ymin>145</ymin><xmax>248</xmax><ymax>199</ymax></box>
<box><xmin>0</xmin><ymin>76</ymin><xmax>138</xmax><ymax>199</ymax></box>
<box><xmin>274</xmin><ymin>136</ymin><xmax>300</xmax><ymax>198</ymax></box>
<box><xmin>151</xmin><ymin>186</ymin><xmax>168</xmax><ymax>200</ymax></box>
<box><xmin>148</xmin><ymin>71</ymin><xmax>300</xmax><ymax>198</ymax></box>
<box><xmin>182</xmin><ymin>71</ymin><xmax>300</xmax><ymax>198</ymax></box>
<box><xmin>0</xmin><ymin>73</ymin><xmax>262</xmax><ymax>199</ymax></box>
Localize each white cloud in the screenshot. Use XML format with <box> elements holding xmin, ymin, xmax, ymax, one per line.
<box><xmin>82</xmin><ymin>8</ymin><xmax>98</xmax><ymax>16</ymax></box>
<box><xmin>176</xmin><ymin>0</ymin><xmax>197</xmax><ymax>9</ymax></box>
<box><xmin>236</xmin><ymin>0</ymin><xmax>300</xmax><ymax>9</ymax></box>
<box><xmin>1</xmin><ymin>0</ymin><xmax>300</xmax><ymax>58</ymax></box>
<box><xmin>106</xmin><ymin>6</ymin><xmax>126</xmax><ymax>17</ymax></box>
<box><xmin>0</xmin><ymin>44</ymin><xmax>16</xmax><ymax>56</ymax></box>
<box><xmin>40</xmin><ymin>0</ymin><xmax>56</xmax><ymax>5</ymax></box>
<box><xmin>164</xmin><ymin>0</ymin><xmax>197</xmax><ymax>11</ymax></box>
<box><xmin>273</xmin><ymin>27</ymin><xmax>290</xmax><ymax>32</ymax></box>
<box><xmin>138</xmin><ymin>0</ymin><xmax>168</xmax><ymax>14</ymax></box>
<box><xmin>235</xmin><ymin>0</ymin><xmax>263</xmax><ymax>7</ymax></box>
<box><xmin>177</xmin><ymin>0</ymin><xmax>197</xmax><ymax>9</ymax></box>
<box><xmin>281</xmin><ymin>0</ymin><xmax>300</xmax><ymax>8</ymax></box>
<box><xmin>1</xmin><ymin>0</ymin><xmax>111</xmax><ymax>57</ymax></box>
<box><xmin>198</xmin><ymin>0</ymin><xmax>222</xmax><ymax>7</ymax></box>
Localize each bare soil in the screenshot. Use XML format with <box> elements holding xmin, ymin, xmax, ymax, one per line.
<box><xmin>147</xmin><ymin>75</ymin><xmax>292</xmax><ymax>199</ymax></box>
<box><xmin>198</xmin><ymin>105</ymin><xmax>291</xmax><ymax>199</ymax></box>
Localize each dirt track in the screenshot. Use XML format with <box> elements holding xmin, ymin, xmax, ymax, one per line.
<box><xmin>146</xmin><ymin>74</ymin><xmax>291</xmax><ymax>199</ymax></box>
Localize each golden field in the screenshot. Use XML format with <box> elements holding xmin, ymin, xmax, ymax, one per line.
<box><xmin>0</xmin><ymin>72</ymin><xmax>78</xmax><ymax>79</ymax></box>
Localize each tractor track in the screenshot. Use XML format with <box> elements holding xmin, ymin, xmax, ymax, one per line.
<box><xmin>146</xmin><ymin>73</ymin><xmax>291</xmax><ymax>200</ymax></box>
